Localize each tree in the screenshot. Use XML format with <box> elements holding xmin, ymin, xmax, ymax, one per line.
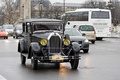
<box><xmin>81</xmin><ymin>0</ymin><xmax>106</xmax><ymax>9</ymax></box>
<box><xmin>1</xmin><ymin>0</ymin><xmax>20</xmax><ymax>24</ymax></box>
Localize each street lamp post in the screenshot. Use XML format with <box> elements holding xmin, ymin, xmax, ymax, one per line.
<box><xmin>39</xmin><ymin>0</ymin><xmax>43</xmax><ymax>18</ymax></box>
<box><xmin>22</xmin><ymin>5</ymin><xmax>24</xmax><ymax>21</ymax></box>
<box><xmin>63</xmin><ymin>0</ymin><xmax>65</xmax><ymax>13</ymax></box>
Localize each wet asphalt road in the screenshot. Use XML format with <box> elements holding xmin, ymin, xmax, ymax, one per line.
<box><xmin>0</xmin><ymin>37</ymin><xmax>120</xmax><ymax>80</ymax></box>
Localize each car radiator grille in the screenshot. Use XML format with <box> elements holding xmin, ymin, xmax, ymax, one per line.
<box><xmin>49</xmin><ymin>36</ymin><xmax>61</xmax><ymax>53</ymax></box>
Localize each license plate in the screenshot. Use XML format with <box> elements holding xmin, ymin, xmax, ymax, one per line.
<box><xmin>52</xmin><ymin>55</ymin><xmax>64</xmax><ymax>60</ymax></box>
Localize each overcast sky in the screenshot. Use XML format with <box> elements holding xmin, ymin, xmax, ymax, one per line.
<box><xmin>49</xmin><ymin>0</ymin><xmax>109</xmax><ymax>4</ymax></box>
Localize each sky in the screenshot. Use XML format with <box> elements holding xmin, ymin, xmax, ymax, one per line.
<box><xmin>49</xmin><ymin>0</ymin><xmax>109</xmax><ymax>4</ymax></box>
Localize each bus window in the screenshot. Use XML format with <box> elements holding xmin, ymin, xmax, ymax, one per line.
<box><xmin>91</xmin><ymin>11</ymin><xmax>109</xmax><ymax>19</ymax></box>
<box><xmin>65</xmin><ymin>11</ymin><xmax>88</xmax><ymax>21</ymax></box>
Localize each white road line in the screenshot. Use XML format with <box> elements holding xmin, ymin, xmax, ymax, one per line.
<box><xmin>0</xmin><ymin>75</ymin><xmax>7</xmax><ymax>80</ymax></box>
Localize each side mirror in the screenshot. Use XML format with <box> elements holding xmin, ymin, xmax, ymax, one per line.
<box><xmin>82</xmin><ymin>33</ymin><xmax>86</xmax><ymax>36</ymax></box>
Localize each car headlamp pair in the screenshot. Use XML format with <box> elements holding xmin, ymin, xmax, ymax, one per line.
<box><xmin>40</xmin><ymin>39</ymin><xmax>70</xmax><ymax>46</ymax></box>
<box><xmin>63</xmin><ymin>39</ymin><xmax>70</xmax><ymax>46</ymax></box>
<box><xmin>40</xmin><ymin>39</ymin><xmax>48</xmax><ymax>46</ymax></box>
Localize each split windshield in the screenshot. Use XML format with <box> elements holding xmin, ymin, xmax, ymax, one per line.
<box><xmin>33</xmin><ymin>24</ymin><xmax>62</xmax><ymax>31</ymax></box>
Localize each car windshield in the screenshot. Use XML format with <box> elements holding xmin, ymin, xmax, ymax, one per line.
<box><xmin>3</xmin><ymin>25</ymin><xmax>14</xmax><ymax>29</ymax></box>
<box><xmin>0</xmin><ymin>26</ymin><xmax>4</xmax><ymax>31</ymax></box>
<box><xmin>80</xmin><ymin>25</ymin><xmax>94</xmax><ymax>31</ymax></box>
<box><xmin>65</xmin><ymin>28</ymin><xmax>82</xmax><ymax>36</ymax></box>
<box><xmin>16</xmin><ymin>25</ymin><xmax>22</xmax><ymax>30</ymax></box>
<box><xmin>33</xmin><ymin>24</ymin><xmax>62</xmax><ymax>31</ymax></box>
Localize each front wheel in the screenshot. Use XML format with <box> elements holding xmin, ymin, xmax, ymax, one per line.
<box><xmin>31</xmin><ymin>56</ymin><xmax>38</xmax><ymax>70</ymax></box>
<box><xmin>70</xmin><ymin>54</ymin><xmax>79</xmax><ymax>70</ymax></box>
<box><xmin>15</xmin><ymin>35</ymin><xmax>18</xmax><ymax>39</ymax></box>
<box><xmin>83</xmin><ymin>49</ymin><xmax>89</xmax><ymax>53</ymax></box>
<box><xmin>55</xmin><ymin>63</ymin><xmax>60</xmax><ymax>69</ymax></box>
<box><xmin>21</xmin><ymin>54</ymin><xmax>26</xmax><ymax>65</ymax></box>
<box><xmin>91</xmin><ymin>40</ymin><xmax>95</xmax><ymax>44</ymax></box>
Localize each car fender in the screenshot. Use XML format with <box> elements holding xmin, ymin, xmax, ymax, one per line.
<box><xmin>18</xmin><ymin>39</ymin><xmax>27</xmax><ymax>53</ymax></box>
<box><xmin>30</xmin><ymin>42</ymin><xmax>41</xmax><ymax>53</ymax></box>
<box><xmin>71</xmin><ymin>42</ymin><xmax>81</xmax><ymax>53</ymax></box>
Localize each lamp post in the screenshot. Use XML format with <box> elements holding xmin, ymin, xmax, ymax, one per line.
<box><xmin>39</xmin><ymin>0</ymin><xmax>43</xmax><ymax>18</ymax></box>
<box><xmin>22</xmin><ymin>5</ymin><xmax>24</xmax><ymax>21</ymax></box>
<box><xmin>63</xmin><ymin>0</ymin><xmax>65</xmax><ymax>13</ymax></box>
<box><xmin>107</xmin><ymin>0</ymin><xmax>116</xmax><ymax>25</ymax></box>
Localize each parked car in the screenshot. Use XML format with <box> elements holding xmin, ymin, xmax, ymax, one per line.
<box><xmin>13</xmin><ymin>24</ymin><xmax>23</xmax><ymax>39</ymax></box>
<box><xmin>18</xmin><ymin>18</ymin><xmax>81</xmax><ymax>70</ymax></box>
<box><xmin>2</xmin><ymin>24</ymin><xmax>14</xmax><ymax>36</ymax></box>
<box><xmin>74</xmin><ymin>25</ymin><xmax>96</xmax><ymax>44</ymax></box>
<box><xmin>0</xmin><ymin>26</ymin><xmax>8</xmax><ymax>39</ymax></box>
<box><xmin>64</xmin><ymin>27</ymin><xmax>89</xmax><ymax>53</ymax></box>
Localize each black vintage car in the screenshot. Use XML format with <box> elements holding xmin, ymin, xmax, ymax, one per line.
<box><xmin>18</xmin><ymin>18</ymin><xmax>81</xmax><ymax>70</ymax></box>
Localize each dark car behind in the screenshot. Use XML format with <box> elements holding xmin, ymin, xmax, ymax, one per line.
<box><xmin>13</xmin><ymin>24</ymin><xmax>23</xmax><ymax>39</ymax></box>
<box><xmin>64</xmin><ymin>27</ymin><xmax>89</xmax><ymax>53</ymax></box>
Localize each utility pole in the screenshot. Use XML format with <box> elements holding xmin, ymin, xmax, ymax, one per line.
<box><xmin>39</xmin><ymin>0</ymin><xmax>43</xmax><ymax>18</ymax></box>
<box><xmin>20</xmin><ymin>0</ymin><xmax>31</xmax><ymax>21</ymax></box>
<box><xmin>63</xmin><ymin>0</ymin><xmax>65</xmax><ymax>13</ymax></box>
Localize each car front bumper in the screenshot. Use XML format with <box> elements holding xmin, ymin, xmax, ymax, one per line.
<box><xmin>34</xmin><ymin>55</ymin><xmax>81</xmax><ymax>63</ymax></box>
<box><xmin>80</xmin><ymin>42</ymin><xmax>89</xmax><ymax>50</ymax></box>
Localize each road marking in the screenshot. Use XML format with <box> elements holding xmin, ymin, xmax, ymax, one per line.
<box><xmin>0</xmin><ymin>75</ymin><xmax>7</xmax><ymax>80</ymax></box>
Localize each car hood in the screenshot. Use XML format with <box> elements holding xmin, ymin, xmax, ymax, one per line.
<box><xmin>70</xmin><ymin>36</ymin><xmax>86</xmax><ymax>41</ymax></box>
<box><xmin>31</xmin><ymin>30</ymin><xmax>62</xmax><ymax>41</ymax></box>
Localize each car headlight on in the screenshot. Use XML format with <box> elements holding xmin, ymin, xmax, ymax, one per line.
<box><xmin>40</xmin><ymin>39</ymin><xmax>48</xmax><ymax>46</ymax></box>
<box><xmin>63</xmin><ymin>39</ymin><xmax>70</xmax><ymax>46</ymax></box>
<box><xmin>84</xmin><ymin>39</ymin><xmax>89</xmax><ymax>42</ymax></box>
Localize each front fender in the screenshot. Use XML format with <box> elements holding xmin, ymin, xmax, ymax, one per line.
<box><xmin>71</xmin><ymin>42</ymin><xmax>81</xmax><ymax>53</ymax></box>
<box><xmin>30</xmin><ymin>42</ymin><xmax>41</xmax><ymax>53</ymax></box>
<box><xmin>18</xmin><ymin>39</ymin><xmax>27</xmax><ymax>53</ymax></box>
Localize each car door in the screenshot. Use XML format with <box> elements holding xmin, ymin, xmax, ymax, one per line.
<box><xmin>22</xmin><ymin>22</ymin><xmax>31</xmax><ymax>51</ymax></box>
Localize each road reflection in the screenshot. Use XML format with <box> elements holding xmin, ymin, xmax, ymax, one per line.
<box><xmin>59</xmin><ymin>63</ymin><xmax>70</xmax><ymax>78</ymax></box>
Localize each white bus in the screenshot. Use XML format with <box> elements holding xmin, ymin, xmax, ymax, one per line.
<box><xmin>61</xmin><ymin>8</ymin><xmax>112</xmax><ymax>40</ymax></box>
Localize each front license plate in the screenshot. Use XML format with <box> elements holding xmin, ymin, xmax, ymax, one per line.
<box><xmin>52</xmin><ymin>55</ymin><xmax>64</xmax><ymax>60</ymax></box>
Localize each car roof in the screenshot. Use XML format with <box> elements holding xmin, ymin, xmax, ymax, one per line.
<box><xmin>65</xmin><ymin>27</ymin><xmax>76</xmax><ymax>29</ymax></box>
<box><xmin>2</xmin><ymin>24</ymin><xmax>13</xmax><ymax>26</ymax></box>
<box><xmin>23</xmin><ymin>18</ymin><xmax>63</xmax><ymax>23</ymax></box>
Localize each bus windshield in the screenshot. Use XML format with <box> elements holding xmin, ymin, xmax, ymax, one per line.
<box><xmin>91</xmin><ymin>11</ymin><xmax>109</xmax><ymax>19</ymax></box>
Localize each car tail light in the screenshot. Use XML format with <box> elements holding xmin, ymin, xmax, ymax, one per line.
<box><xmin>94</xmin><ymin>29</ymin><xmax>96</xmax><ymax>34</ymax></box>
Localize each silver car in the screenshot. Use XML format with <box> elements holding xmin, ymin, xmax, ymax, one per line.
<box><xmin>65</xmin><ymin>27</ymin><xmax>89</xmax><ymax>53</ymax></box>
<box><xmin>2</xmin><ymin>24</ymin><xmax>14</xmax><ymax>36</ymax></box>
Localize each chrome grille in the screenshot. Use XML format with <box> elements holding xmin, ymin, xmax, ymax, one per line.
<box><xmin>49</xmin><ymin>36</ymin><xmax>61</xmax><ymax>53</ymax></box>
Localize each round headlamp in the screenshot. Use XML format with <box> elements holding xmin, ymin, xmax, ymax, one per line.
<box><xmin>63</xmin><ymin>39</ymin><xmax>70</xmax><ymax>46</ymax></box>
<box><xmin>40</xmin><ymin>39</ymin><xmax>48</xmax><ymax>46</ymax></box>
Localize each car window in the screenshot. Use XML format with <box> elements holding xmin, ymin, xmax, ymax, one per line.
<box><xmin>0</xmin><ymin>26</ymin><xmax>4</xmax><ymax>31</ymax></box>
<box><xmin>79</xmin><ymin>25</ymin><xmax>94</xmax><ymax>31</ymax></box>
<box><xmin>3</xmin><ymin>25</ymin><xmax>14</xmax><ymax>29</ymax></box>
<box><xmin>65</xmin><ymin>28</ymin><xmax>82</xmax><ymax>36</ymax></box>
